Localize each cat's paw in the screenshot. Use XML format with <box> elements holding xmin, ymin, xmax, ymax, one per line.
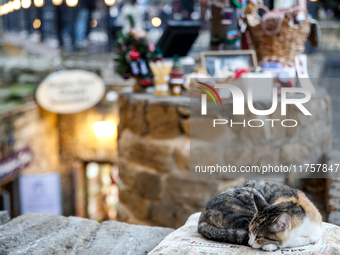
<box><xmin>261</xmin><ymin>244</ymin><xmax>279</xmax><ymax>251</ymax></box>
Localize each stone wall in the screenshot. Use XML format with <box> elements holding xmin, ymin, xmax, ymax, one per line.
<box><xmin>117</xmin><ymin>89</ymin><xmax>333</xmax><ymax>228</ymax></box>
<box><xmin>327</xmin><ymin>151</ymin><xmax>340</xmax><ymax>225</ymax></box>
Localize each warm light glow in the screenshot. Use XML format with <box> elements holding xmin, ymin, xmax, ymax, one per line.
<box><xmin>52</xmin><ymin>0</ymin><xmax>62</xmax><ymax>5</ymax></box>
<box><xmin>66</xmin><ymin>0</ymin><xmax>78</xmax><ymax>7</ymax></box>
<box><xmin>151</xmin><ymin>17</ymin><xmax>162</xmax><ymax>27</ymax></box>
<box><xmin>93</xmin><ymin>121</ymin><xmax>116</xmax><ymax>138</ymax></box>
<box><xmin>7</xmin><ymin>2</ymin><xmax>13</xmax><ymax>13</ymax></box>
<box><xmin>91</xmin><ymin>19</ymin><xmax>97</xmax><ymax>28</ymax></box>
<box><xmin>309</xmin><ymin>0</ymin><xmax>317</xmax><ymax>2</ymax></box>
<box><xmin>13</xmin><ymin>0</ymin><xmax>21</xmax><ymax>10</ymax></box>
<box><xmin>338</xmin><ymin>4</ymin><xmax>340</xmax><ymax>11</ymax></box>
<box><xmin>34</xmin><ymin>0</ymin><xmax>44</xmax><ymax>7</ymax></box>
<box><xmin>104</xmin><ymin>0</ymin><xmax>115</xmax><ymax>6</ymax></box>
<box><xmin>33</xmin><ymin>18</ymin><xmax>41</xmax><ymax>29</ymax></box>
<box><xmin>22</xmin><ymin>0</ymin><xmax>31</xmax><ymax>8</ymax></box>
<box><xmin>1</xmin><ymin>5</ymin><xmax>7</xmax><ymax>15</ymax></box>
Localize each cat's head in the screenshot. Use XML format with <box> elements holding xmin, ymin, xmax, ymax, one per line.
<box><xmin>248</xmin><ymin>195</ymin><xmax>291</xmax><ymax>249</ymax></box>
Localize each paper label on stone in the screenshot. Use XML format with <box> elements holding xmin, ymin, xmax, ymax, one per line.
<box><xmin>36</xmin><ymin>70</ymin><xmax>105</xmax><ymax>114</ymax></box>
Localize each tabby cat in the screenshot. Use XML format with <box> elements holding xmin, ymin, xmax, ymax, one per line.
<box><xmin>198</xmin><ymin>180</ymin><xmax>322</xmax><ymax>251</ymax></box>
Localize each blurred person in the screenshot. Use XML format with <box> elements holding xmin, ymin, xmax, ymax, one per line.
<box><xmin>75</xmin><ymin>0</ymin><xmax>96</xmax><ymax>48</ymax></box>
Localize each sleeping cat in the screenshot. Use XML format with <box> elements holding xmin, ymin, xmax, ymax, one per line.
<box><xmin>198</xmin><ymin>180</ymin><xmax>322</xmax><ymax>251</ymax></box>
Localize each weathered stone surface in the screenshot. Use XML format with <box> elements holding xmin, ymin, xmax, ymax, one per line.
<box><xmin>224</xmin><ymin>146</ymin><xmax>280</xmax><ymax>167</ymax></box>
<box><xmin>0</xmin><ymin>213</ymin><xmax>173</xmax><ymax>255</ymax></box>
<box><xmin>328</xmin><ymin>181</ymin><xmax>340</xmax><ymax>198</ymax></box>
<box><xmin>180</xmin><ymin>118</ymin><xmax>190</xmax><ymax>137</ymax></box>
<box><xmin>148</xmin><ymin>202</ymin><xmax>194</xmax><ymax>229</ymax></box>
<box><xmin>78</xmin><ymin>220</ymin><xmax>173</xmax><ymax>255</ymax></box>
<box><xmin>164</xmin><ymin>176</ymin><xmax>218</xmax><ymax>208</ymax></box>
<box><xmin>117</xmin><ymin>157</ymin><xmax>148</xmax><ymax>188</ymax></box>
<box><xmin>0</xmin><ymin>213</ymin><xmax>98</xmax><ymax>254</ymax></box>
<box><xmin>177</xmin><ymin>105</ymin><xmax>190</xmax><ymax>118</ymax></box>
<box><xmin>136</xmin><ymin>171</ymin><xmax>162</xmax><ymax>200</ymax></box>
<box><xmin>146</xmin><ymin>103</ymin><xmax>181</xmax><ymax>139</ymax></box>
<box><xmin>328</xmin><ymin>211</ymin><xmax>340</xmax><ymax>226</ymax></box>
<box><xmin>328</xmin><ymin>198</ymin><xmax>340</xmax><ymax>211</ymax></box>
<box><xmin>118</xmin><ymin>181</ymin><xmax>150</xmax><ymax>219</ymax></box>
<box><xmin>0</xmin><ymin>211</ymin><xmax>10</xmax><ymax>226</ymax></box>
<box><xmin>280</xmin><ymin>143</ymin><xmax>311</xmax><ymax>164</ymax></box>
<box><xmin>174</xmin><ymin>138</ymin><xmax>190</xmax><ymax>170</ymax></box>
<box><xmin>127</xmin><ymin>100</ymin><xmax>149</xmax><ymax>136</ymax></box>
<box><xmin>119</xmin><ymin>130</ymin><xmax>174</xmax><ymax>172</ymax></box>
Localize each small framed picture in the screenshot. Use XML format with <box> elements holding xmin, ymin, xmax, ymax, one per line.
<box><xmin>200</xmin><ymin>50</ymin><xmax>258</xmax><ymax>78</ymax></box>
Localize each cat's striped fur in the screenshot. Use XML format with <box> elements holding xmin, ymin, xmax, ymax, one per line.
<box><xmin>198</xmin><ymin>180</ymin><xmax>322</xmax><ymax>251</ymax></box>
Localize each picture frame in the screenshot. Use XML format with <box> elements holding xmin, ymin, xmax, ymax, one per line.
<box><xmin>200</xmin><ymin>50</ymin><xmax>258</xmax><ymax>78</ymax></box>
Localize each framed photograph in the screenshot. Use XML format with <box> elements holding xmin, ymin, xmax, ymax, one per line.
<box><xmin>200</xmin><ymin>50</ymin><xmax>258</xmax><ymax>78</ymax></box>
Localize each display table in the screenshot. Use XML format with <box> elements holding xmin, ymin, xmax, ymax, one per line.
<box><xmin>149</xmin><ymin>212</ymin><xmax>340</xmax><ymax>255</ymax></box>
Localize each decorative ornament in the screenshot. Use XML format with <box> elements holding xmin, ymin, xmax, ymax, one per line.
<box><xmin>129</xmin><ymin>49</ymin><xmax>141</xmax><ymax>76</ymax></box>
<box><xmin>232</xmin><ymin>0</ymin><xmax>243</xmax><ymax>8</ymax></box>
<box><xmin>225</xmin><ymin>30</ymin><xmax>242</xmax><ymax>44</ymax></box>
<box><xmin>221</xmin><ymin>8</ymin><xmax>234</xmax><ymax>25</ymax></box>
<box><xmin>129</xmin><ymin>49</ymin><xmax>141</xmax><ymax>61</ymax></box>
<box><xmin>140</xmin><ymin>77</ymin><xmax>152</xmax><ymax>86</ymax></box>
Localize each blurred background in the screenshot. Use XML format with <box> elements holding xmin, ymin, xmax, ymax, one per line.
<box><xmin>0</xmin><ymin>0</ymin><xmax>340</xmax><ymax>229</ymax></box>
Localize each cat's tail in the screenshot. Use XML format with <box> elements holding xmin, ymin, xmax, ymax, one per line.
<box><xmin>198</xmin><ymin>221</ymin><xmax>249</xmax><ymax>245</ymax></box>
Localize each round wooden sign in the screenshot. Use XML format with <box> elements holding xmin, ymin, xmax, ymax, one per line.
<box><xmin>36</xmin><ymin>70</ymin><xmax>105</xmax><ymax>114</ymax></box>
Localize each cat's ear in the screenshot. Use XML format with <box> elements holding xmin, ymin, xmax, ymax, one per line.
<box><xmin>271</xmin><ymin>212</ymin><xmax>291</xmax><ymax>232</ymax></box>
<box><xmin>253</xmin><ymin>195</ymin><xmax>268</xmax><ymax>212</ymax></box>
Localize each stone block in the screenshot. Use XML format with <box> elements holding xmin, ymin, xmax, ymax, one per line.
<box><xmin>148</xmin><ymin>202</ymin><xmax>192</xmax><ymax>228</ymax></box>
<box><xmin>328</xmin><ymin>211</ymin><xmax>340</xmax><ymax>226</ymax></box>
<box><xmin>146</xmin><ymin>103</ymin><xmax>181</xmax><ymax>139</ymax></box>
<box><xmin>223</xmin><ymin>146</ymin><xmax>279</xmax><ymax>167</ymax></box>
<box><xmin>118</xmin><ymin>157</ymin><xmax>142</xmax><ymax>188</ymax></box>
<box><xmin>119</xmin><ymin>130</ymin><xmax>174</xmax><ymax>172</ymax></box>
<box><xmin>180</xmin><ymin>118</ymin><xmax>190</xmax><ymax>137</ymax></box>
<box><xmin>328</xmin><ymin>181</ymin><xmax>340</xmax><ymax>198</ymax></box>
<box><xmin>78</xmin><ymin>219</ymin><xmax>173</xmax><ymax>255</ymax></box>
<box><xmin>177</xmin><ymin>105</ymin><xmax>190</xmax><ymax>118</ymax></box>
<box><xmin>280</xmin><ymin>143</ymin><xmax>311</xmax><ymax>164</ymax></box>
<box><xmin>328</xmin><ymin>198</ymin><xmax>340</xmax><ymax>211</ymax></box>
<box><xmin>164</xmin><ymin>176</ymin><xmax>218</xmax><ymax>208</ymax></box>
<box><xmin>190</xmin><ymin>140</ymin><xmax>221</xmax><ymax>168</ymax></box>
<box><xmin>136</xmin><ymin>171</ymin><xmax>162</xmax><ymax>200</ymax></box>
<box><xmin>0</xmin><ymin>212</ymin><xmax>174</xmax><ymax>255</ymax></box>
<box><xmin>174</xmin><ymin>137</ymin><xmax>190</xmax><ymax>170</ymax></box>
<box><xmin>0</xmin><ymin>211</ymin><xmax>10</xmax><ymax>226</ymax></box>
<box><xmin>118</xmin><ymin>181</ymin><xmax>151</xmax><ymax>219</ymax></box>
<box><xmin>127</xmin><ymin>100</ymin><xmax>149</xmax><ymax>136</ymax></box>
<box><xmin>190</xmin><ymin>117</ymin><xmax>236</xmax><ymax>142</ymax></box>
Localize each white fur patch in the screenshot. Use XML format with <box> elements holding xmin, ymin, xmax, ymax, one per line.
<box><xmin>282</xmin><ymin>217</ymin><xmax>322</xmax><ymax>248</ymax></box>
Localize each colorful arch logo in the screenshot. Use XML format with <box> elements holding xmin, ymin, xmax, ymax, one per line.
<box><xmin>196</xmin><ymin>82</ymin><xmax>222</xmax><ymax>106</ymax></box>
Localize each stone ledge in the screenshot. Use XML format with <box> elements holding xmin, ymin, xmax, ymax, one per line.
<box><xmin>0</xmin><ymin>212</ymin><xmax>174</xmax><ymax>255</ymax></box>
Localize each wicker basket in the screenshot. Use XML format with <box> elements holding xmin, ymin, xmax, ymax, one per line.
<box><xmin>246</xmin><ymin>5</ymin><xmax>311</xmax><ymax>67</ymax></box>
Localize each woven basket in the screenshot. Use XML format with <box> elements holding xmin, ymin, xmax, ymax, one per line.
<box><xmin>246</xmin><ymin>5</ymin><xmax>311</xmax><ymax>67</ymax></box>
